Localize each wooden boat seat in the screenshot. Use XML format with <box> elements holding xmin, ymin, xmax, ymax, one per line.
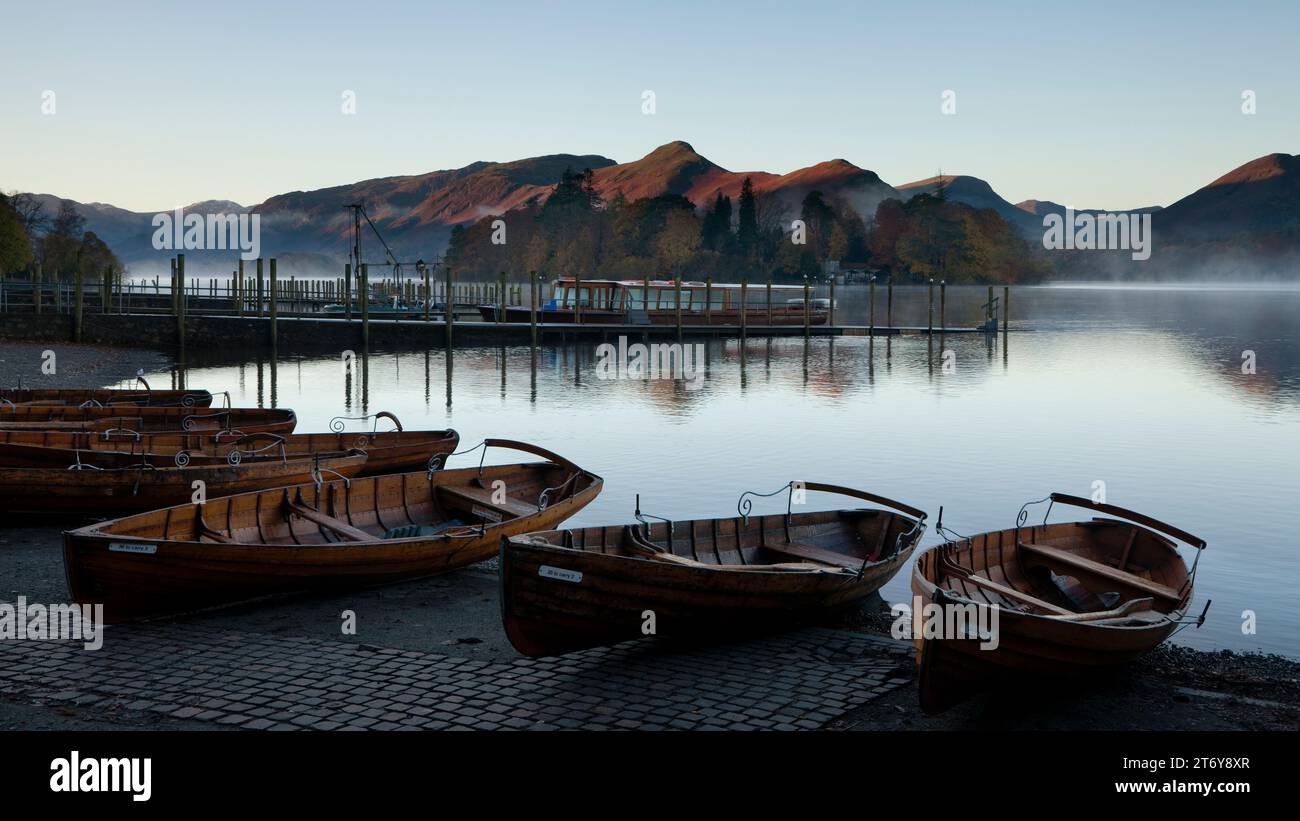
<box><xmin>284</xmin><ymin>499</ymin><xmax>378</xmax><ymax>542</ymax></box>
<box><xmin>1018</xmin><ymin>541</ymin><xmax>1181</xmax><ymax>604</ymax></box>
<box><xmin>650</xmin><ymin>551</ymin><xmax>831</xmax><ymax>573</ymax></box>
<box><xmin>762</xmin><ymin>541</ymin><xmax>858</xmax><ymax>569</ymax></box>
<box><xmin>623</xmin><ymin>528</ymin><xmax>832</xmax><ymax>573</ymax></box>
<box><xmin>438</xmin><ymin>484</ymin><xmax>537</xmax><ymax>520</ymax></box>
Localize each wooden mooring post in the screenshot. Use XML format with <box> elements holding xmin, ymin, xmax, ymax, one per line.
<box><xmin>345</xmin><ymin>263</ymin><xmax>353</xmax><ymax>320</ymax></box>
<box><xmin>73</xmin><ymin>266</ymin><xmax>84</xmax><ymax>342</ymax></box>
<box><xmin>927</xmin><ymin>279</ymin><xmax>934</xmax><ymax>335</ymax></box>
<box><xmin>887</xmin><ymin>276</ymin><xmax>894</xmax><ymax>329</ymax></box>
<box><xmin>256</xmin><ymin>259</ymin><xmax>265</xmax><ymax>318</ymax></box>
<box><xmin>766</xmin><ymin>275</ymin><xmax>773</xmax><ymax>326</ymax></box>
<box><xmin>674</xmin><ymin>276</ymin><xmax>683</xmax><ymax>339</ymax></box>
<box><xmin>237</xmin><ymin>260</ymin><xmax>245</xmax><ymax>317</ymax></box>
<box><xmin>802</xmin><ymin>277</ymin><xmax>810</xmax><ymax>339</ymax></box>
<box><xmin>529</xmin><ymin>270</ymin><xmax>538</xmax><ymax>347</ymax></box>
<box><xmin>1003</xmin><ymin>286</ymin><xmax>1010</xmax><ymax>334</ymax></box>
<box><xmin>829</xmin><ymin>278</ymin><xmax>836</xmax><ymax>326</ymax></box>
<box><xmin>940</xmin><ymin>280</ymin><xmax>947</xmax><ymax>333</ymax></box>
<box><xmin>361</xmin><ymin>264</ymin><xmax>370</xmax><ymax>348</ymax></box>
<box><xmin>740</xmin><ymin>278</ymin><xmax>748</xmax><ymax>341</ymax></box>
<box><xmin>176</xmin><ymin>254</ymin><xmax>186</xmax><ymax>351</ymax></box>
<box><xmin>498</xmin><ymin>271</ymin><xmax>506</xmax><ymax>324</ymax></box>
<box><xmin>868</xmin><ymin>276</ymin><xmax>876</xmax><ymax>336</ymax></box>
<box><xmin>443</xmin><ymin>266</ymin><xmax>453</xmax><ymax>347</ymax></box>
<box><xmin>269</xmin><ymin>258</ymin><xmax>278</xmax><ymax>346</ymax></box>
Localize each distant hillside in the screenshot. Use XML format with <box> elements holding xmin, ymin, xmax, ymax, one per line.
<box><xmin>896</xmin><ymin>175</ymin><xmax>1041</xmax><ymax>238</ymax></box>
<box><xmin>588</xmin><ymin>142</ymin><xmax>899</xmax><ymax>226</ymax></box>
<box><xmin>1015</xmin><ymin>199</ymin><xmax>1163</xmax><ymax>218</ymax></box>
<box><xmin>17</xmin><ymin>145</ymin><xmax>1300</xmax><ymax>280</ymax></box>
<box><xmin>1156</xmin><ymin>153</ymin><xmax>1300</xmax><ymax>241</ymax></box>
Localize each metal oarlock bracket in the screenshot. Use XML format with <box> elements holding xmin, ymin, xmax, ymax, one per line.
<box><xmin>1016</xmin><ymin>495</ymin><xmax>1054</xmax><ymax>529</ymax></box>
<box><xmin>634</xmin><ymin>494</ymin><xmax>674</xmax><ymax>541</ymax></box>
<box><xmin>934</xmin><ymin>505</ymin><xmax>968</xmax><ymax>544</ymax></box>
<box><xmin>736</xmin><ymin>480</ymin><xmax>795</xmax><ymax>531</ymax></box>
<box><xmin>329</xmin><ymin>411</ymin><xmax>403</xmax><ymax>434</ymax></box>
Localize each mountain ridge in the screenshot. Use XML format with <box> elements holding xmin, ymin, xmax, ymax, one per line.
<box><xmin>17</xmin><ymin>144</ymin><xmax>1300</xmax><ymax>277</ymax></box>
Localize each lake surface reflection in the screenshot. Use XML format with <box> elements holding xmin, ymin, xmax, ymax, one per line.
<box><xmin>153</xmin><ymin>284</ymin><xmax>1300</xmax><ymax>657</ymax></box>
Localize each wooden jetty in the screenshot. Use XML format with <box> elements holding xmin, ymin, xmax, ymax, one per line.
<box><xmin>0</xmin><ymin>259</ymin><xmax>1023</xmax><ymax>350</ymax></box>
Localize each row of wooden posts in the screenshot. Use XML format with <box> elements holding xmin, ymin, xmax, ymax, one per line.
<box><xmin>20</xmin><ymin>255</ymin><xmax>1010</xmax><ymax>345</ymax></box>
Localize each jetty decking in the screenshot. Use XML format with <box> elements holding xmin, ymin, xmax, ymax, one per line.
<box><xmin>0</xmin><ymin>258</ymin><xmax>1018</xmax><ymax>351</ymax></box>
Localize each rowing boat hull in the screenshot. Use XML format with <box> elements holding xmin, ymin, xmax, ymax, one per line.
<box><xmin>0</xmin><ymin>429</ymin><xmax>458</xmax><ymax>474</ymax></box>
<box><xmin>502</xmin><ymin>530</ymin><xmax>914</xmax><ymax>657</ymax></box>
<box><xmin>911</xmin><ymin>516</ymin><xmax>1193</xmax><ymax>714</ymax></box>
<box><xmin>911</xmin><ymin>594</ymin><xmax>1181</xmax><ymax>714</ymax></box>
<box><xmin>500</xmin><ymin>498</ymin><xmax>925</xmax><ymax>658</ymax></box>
<box><xmin>64</xmin><ymin>460</ymin><xmax>602</xmax><ymax>621</ymax></box>
<box><xmin>0</xmin><ymin>388</ymin><xmax>213</xmax><ymax>407</ymax></box>
<box><xmin>0</xmin><ymin>405</ymin><xmax>296</xmax><ymax>435</ymax></box>
<box><xmin>0</xmin><ymin>452</ymin><xmax>367</xmax><ymax>515</ymax></box>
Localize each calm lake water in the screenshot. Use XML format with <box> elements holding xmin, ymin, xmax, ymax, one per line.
<box><xmin>147</xmin><ymin>284</ymin><xmax>1300</xmax><ymax>658</ymax></box>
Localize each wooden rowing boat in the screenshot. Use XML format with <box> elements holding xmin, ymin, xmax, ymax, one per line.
<box><xmin>499</xmin><ymin>482</ymin><xmax>927</xmax><ymax>657</ymax></box>
<box><xmin>911</xmin><ymin>493</ymin><xmax>1207</xmax><ymax>714</ymax></box>
<box><xmin>63</xmin><ymin>439</ymin><xmax>603</xmax><ymax>621</ymax></box>
<box><xmin>0</xmin><ymin>405</ymin><xmax>296</xmax><ymax>435</ymax></box>
<box><xmin>0</xmin><ymin>418</ymin><xmax>458</xmax><ymax>476</ymax></box>
<box><xmin>0</xmin><ymin>387</ymin><xmax>214</xmax><ymax>407</ymax></box>
<box><xmin>1</xmin><ymin>450</ymin><xmax>368</xmax><ymax>515</ymax></box>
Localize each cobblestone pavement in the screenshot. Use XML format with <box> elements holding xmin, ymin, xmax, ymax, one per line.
<box><xmin>0</xmin><ymin>625</ymin><xmax>914</xmax><ymax>730</ymax></box>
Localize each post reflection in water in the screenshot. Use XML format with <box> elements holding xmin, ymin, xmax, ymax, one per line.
<box><xmin>529</xmin><ymin>343</ymin><xmax>538</xmax><ymax>404</ymax></box>
<box><xmin>444</xmin><ymin>343</ymin><xmax>453</xmax><ymax>409</ymax></box>
<box><xmin>269</xmin><ymin>355</ymin><xmax>277</xmax><ymax>409</ymax></box>
<box><xmin>256</xmin><ymin>357</ymin><xmax>264</xmax><ymax>408</ymax></box>
<box><xmin>343</xmin><ymin>353</ymin><xmax>354</xmax><ymax>412</ymax></box>
<box><xmin>360</xmin><ymin>347</ymin><xmax>369</xmax><ymax>416</ymax></box>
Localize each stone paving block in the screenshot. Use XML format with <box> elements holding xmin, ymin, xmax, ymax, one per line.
<box><xmin>0</xmin><ymin>625</ymin><xmax>911</xmax><ymax>732</ymax></box>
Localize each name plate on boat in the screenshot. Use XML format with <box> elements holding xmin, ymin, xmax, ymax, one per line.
<box><xmin>539</xmin><ymin>565</ymin><xmax>583</xmax><ymax>584</ymax></box>
<box><xmin>472</xmin><ymin>505</ymin><xmax>503</xmax><ymax>523</ymax></box>
<box><xmin>108</xmin><ymin>542</ymin><xmax>158</xmax><ymax>555</ymax></box>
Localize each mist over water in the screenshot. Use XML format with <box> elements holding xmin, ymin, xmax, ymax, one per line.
<box><xmin>149</xmin><ymin>284</ymin><xmax>1300</xmax><ymax>658</ymax></box>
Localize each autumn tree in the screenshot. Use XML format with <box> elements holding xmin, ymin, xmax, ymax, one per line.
<box><xmin>737</xmin><ymin>177</ymin><xmax>759</xmax><ymax>257</ymax></box>
<box><xmin>0</xmin><ymin>193</ymin><xmax>33</xmax><ymax>274</ymax></box>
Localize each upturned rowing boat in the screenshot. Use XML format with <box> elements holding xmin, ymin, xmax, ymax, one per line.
<box><xmin>911</xmin><ymin>493</ymin><xmax>1207</xmax><ymax>713</ymax></box>
<box><xmin>499</xmin><ymin>481</ymin><xmax>927</xmax><ymax>657</ymax></box>
<box><xmin>63</xmin><ymin>439</ymin><xmax>603</xmax><ymax>621</ymax></box>
<box><xmin>0</xmin><ymin>405</ymin><xmax>296</xmax><ymax>435</ymax></box>
<box><xmin>0</xmin><ymin>414</ymin><xmax>457</xmax><ymax>476</ymax></box>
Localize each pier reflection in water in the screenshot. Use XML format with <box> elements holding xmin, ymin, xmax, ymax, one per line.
<box><xmin>155</xmin><ymin>285</ymin><xmax>1300</xmax><ymax>658</ymax></box>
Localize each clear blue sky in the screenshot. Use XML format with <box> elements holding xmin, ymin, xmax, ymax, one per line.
<box><xmin>2</xmin><ymin>0</ymin><xmax>1296</xmax><ymax>212</ymax></box>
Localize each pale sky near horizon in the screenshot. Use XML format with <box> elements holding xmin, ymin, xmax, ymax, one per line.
<box><xmin>2</xmin><ymin>0</ymin><xmax>1297</xmax><ymax>213</ymax></box>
